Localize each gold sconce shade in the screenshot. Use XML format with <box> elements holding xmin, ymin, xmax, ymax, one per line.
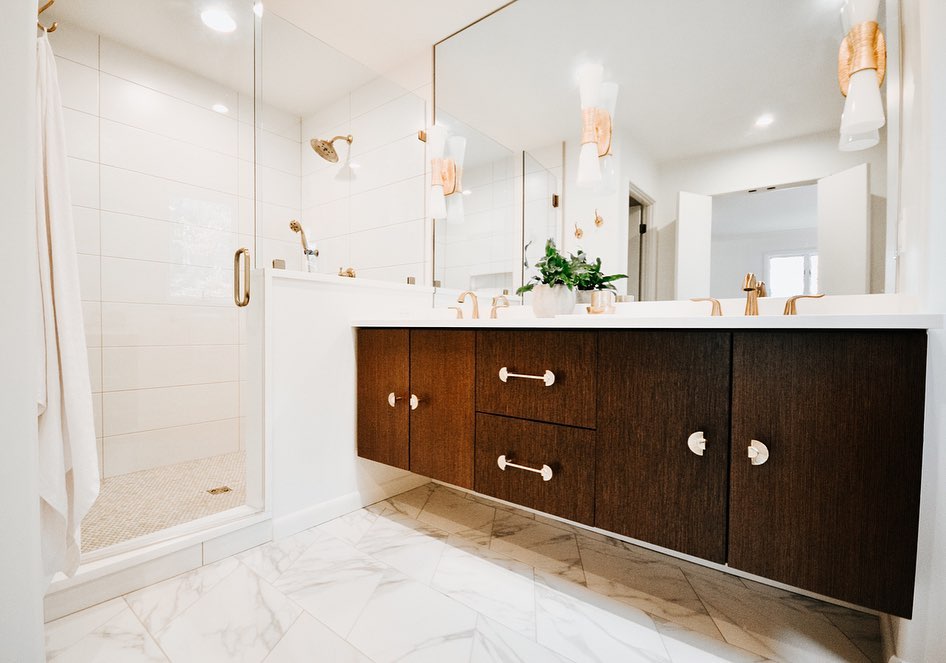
<box><xmin>838</xmin><ymin>20</ymin><xmax>886</xmax><ymax>96</ymax></box>
<box><xmin>431</xmin><ymin>158</ymin><xmax>461</xmax><ymax>196</ymax></box>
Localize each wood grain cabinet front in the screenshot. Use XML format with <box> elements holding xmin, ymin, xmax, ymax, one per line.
<box><xmin>476</xmin><ymin>330</ymin><xmax>596</xmax><ymax>428</ymax></box>
<box><xmin>729</xmin><ymin>330</ymin><xmax>927</xmax><ymax>618</ymax></box>
<box><xmin>595</xmin><ymin>331</ymin><xmax>731</xmax><ymax>563</ymax></box>
<box><xmin>475</xmin><ymin>413</ymin><xmax>595</xmax><ymax>524</ymax></box>
<box><xmin>356</xmin><ymin>329</ymin><xmax>475</xmax><ymax>488</ymax></box>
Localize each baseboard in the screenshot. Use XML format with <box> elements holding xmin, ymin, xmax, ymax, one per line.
<box><xmin>272</xmin><ymin>474</ymin><xmax>429</xmax><ymax>539</ymax></box>
<box><xmin>879</xmin><ymin>613</ymin><xmax>910</xmax><ymax>663</ymax></box>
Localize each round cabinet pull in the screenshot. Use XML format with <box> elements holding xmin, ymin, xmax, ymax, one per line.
<box><xmin>498</xmin><ymin>366</ymin><xmax>556</xmax><ymax>387</ymax></box>
<box><xmin>409</xmin><ymin>394</ymin><xmax>420</xmax><ymax>410</ymax></box>
<box><xmin>387</xmin><ymin>392</ymin><xmax>398</xmax><ymax>408</ymax></box>
<box><xmin>497</xmin><ymin>454</ymin><xmax>554</xmax><ymax>481</ymax></box>
<box><xmin>748</xmin><ymin>439</ymin><xmax>770</xmax><ymax>466</ymax></box>
<box><xmin>687</xmin><ymin>431</ymin><xmax>706</xmax><ymax>456</ymax></box>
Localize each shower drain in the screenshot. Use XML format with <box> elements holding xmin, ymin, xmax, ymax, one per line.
<box><xmin>207</xmin><ymin>486</ymin><xmax>233</xmax><ymax>495</ymax></box>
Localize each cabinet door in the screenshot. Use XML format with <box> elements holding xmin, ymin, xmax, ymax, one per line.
<box><xmin>357</xmin><ymin>329</ymin><xmax>410</xmax><ymax>470</ymax></box>
<box><xmin>730</xmin><ymin>331</ymin><xmax>927</xmax><ymax>617</ymax></box>
<box><xmin>476</xmin><ymin>330</ymin><xmax>596</xmax><ymax>428</ymax></box>
<box><xmin>595</xmin><ymin>331</ymin><xmax>731</xmax><ymax>562</ymax></box>
<box><xmin>409</xmin><ymin>330</ymin><xmax>475</xmax><ymax>489</ymax></box>
<box><xmin>475</xmin><ymin>413</ymin><xmax>595</xmax><ymax>524</ymax></box>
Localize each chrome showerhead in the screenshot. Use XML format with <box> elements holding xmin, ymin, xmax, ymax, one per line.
<box><xmin>310</xmin><ymin>134</ymin><xmax>353</xmax><ymax>163</ymax></box>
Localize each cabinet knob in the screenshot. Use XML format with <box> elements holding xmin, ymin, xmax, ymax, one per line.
<box><xmin>748</xmin><ymin>439</ymin><xmax>770</xmax><ymax>465</ymax></box>
<box><xmin>687</xmin><ymin>431</ymin><xmax>707</xmax><ymax>456</ymax></box>
<box><xmin>410</xmin><ymin>394</ymin><xmax>420</xmax><ymax>410</ymax></box>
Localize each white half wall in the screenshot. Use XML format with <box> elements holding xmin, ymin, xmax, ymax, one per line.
<box><xmin>0</xmin><ymin>3</ymin><xmax>45</xmax><ymax>660</ymax></box>
<box><xmin>267</xmin><ymin>272</ymin><xmax>433</xmax><ymax>537</ymax></box>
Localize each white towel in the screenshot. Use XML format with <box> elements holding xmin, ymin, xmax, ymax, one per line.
<box><xmin>35</xmin><ymin>31</ymin><xmax>100</xmax><ymax>586</ymax></box>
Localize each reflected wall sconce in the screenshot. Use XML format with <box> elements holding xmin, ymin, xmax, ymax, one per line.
<box><xmin>837</xmin><ymin>0</ymin><xmax>886</xmax><ymax>151</ymax></box>
<box><xmin>594</xmin><ymin>209</ymin><xmax>604</xmax><ymax>227</ymax></box>
<box><xmin>428</xmin><ymin>125</ymin><xmax>467</xmax><ymax>224</ymax></box>
<box><xmin>574</xmin><ymin>222</ymin><xmax>584</xmax><ymax>239</ymax></box>
<box><xmin>576</xmin><ymin>63</ymin><xmax>618</xmax><ymax>189</ymax></box>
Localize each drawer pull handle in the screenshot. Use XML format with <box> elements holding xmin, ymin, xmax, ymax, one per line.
<box><xmin>687</xmin><ymin>431</ymin><xmax>706</xmax><ymax>456</ymax></box>
<box><xmin>497</xmin><ymin>454</ymin><xmax>553</xmax><ymax>481</ymax></box>
<box><xmin>498</xmin><ymin>367</ymin><xmax>556</xmax><ymax>387</ymax></box>
<box><xmin>748</xmin><ymin>439</ymin><xmax>770</xmax><ymax>466</ymax></box>
<box><xmin>387</xmin><ymin>393</ymin><xmax>420</xmax><ymax>410</ymax></box>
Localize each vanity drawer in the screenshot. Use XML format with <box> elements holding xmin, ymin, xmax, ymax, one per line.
<box><xmin>474</xmin><ymin>413</ymin><xmax>594</xmax><ymax>524</ymax></box>
<box><xmin>476</xmin><ymin>330</ymin><xmax>596</xmax><ymax>428</ymax></box>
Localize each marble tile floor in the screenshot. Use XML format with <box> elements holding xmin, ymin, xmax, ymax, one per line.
<box><xmin>81</xmin><ymin>452</ymin><xmax>247</xmax><ymax>552</ymax></box>
<box><xmin>48</xmin><ymin>481</ymin><xmax>882</xmax><ymax>662</ymax></box>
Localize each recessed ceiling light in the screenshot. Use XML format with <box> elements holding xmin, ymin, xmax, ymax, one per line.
<box><xmin>211</xmin><ymin>103</ymin><xmax>229</xmax><ymax>114</ymax></box>
<box><xmin>462</xmin><ymin>190</ymin><xmax>472</xmax><ymax>196</ymax></box>
<box><xmin>201</xmin><ymin>8</ymin><xmax>237</xmax><ymax>33</ymax></box>
<box><xmin>755</xmin><ymin>114</ymin><xmax>775</xmax><ymax>128</ymax></box>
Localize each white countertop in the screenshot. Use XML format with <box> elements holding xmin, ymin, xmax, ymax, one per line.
<box><xmin>353</xmin><ymin>314</ymin><xmax>943</xmax><ymax>330</ymax></box>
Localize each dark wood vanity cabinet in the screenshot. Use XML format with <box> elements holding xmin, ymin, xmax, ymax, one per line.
<box><xmin>728</xmin><ymin>331</ymin><xmax>927</xmax><ymax>618</ymax></box>
<box><xmin>356</xmin><ymin>326</ymin><xmax>927</xmax><ymax>618</ymax></box>
<box><xmin>595</xmin><ymin>331</ymin><xmax>731</xmax><ymax>563</ymax></box>
<box><xmin>356</xmin><ymin>328</ymin><xmax>475</xmax><ymax>488</ymax></box>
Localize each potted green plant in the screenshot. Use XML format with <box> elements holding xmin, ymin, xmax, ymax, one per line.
<box><xmin>571</xmin><ymin>250</ymin><xmax>627</xmax><ymax>314</ymax></box>
<box><xmin>516</xmin><ymin>240</ymin><xmax>578</xmax><ymax>317</ymax></box>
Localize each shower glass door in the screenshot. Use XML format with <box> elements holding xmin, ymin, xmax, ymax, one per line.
<box><xmin>45</xmin><ymin>0</ymin><xmax>263</xmax><ymax>556</ymax></box>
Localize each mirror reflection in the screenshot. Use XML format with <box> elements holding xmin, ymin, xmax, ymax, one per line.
<box><xmin>434</xmin><ymin>0</ymin><xmax>895</xmax><ymax>300</ymax></box>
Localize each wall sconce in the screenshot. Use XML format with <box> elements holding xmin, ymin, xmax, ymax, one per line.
<box><xmin>837</xmin><ymin>0</ymin><xmax>886</xmax><ymax>151</ymax></box>
<box><xmin>428</xmin><ymin>125</ymin><xmax>467</xmax><ymax>224</ymax></box>
<box><xmin>576</xmin><ymin>63</ymin><xmax>618</xmax><ymax>189</ymax></box>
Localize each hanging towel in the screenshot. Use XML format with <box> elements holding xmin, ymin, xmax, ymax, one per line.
<box><xmin>35</xmin><ymin>31</ymin><xmax>100</xmax><ymax>587</ymax></box>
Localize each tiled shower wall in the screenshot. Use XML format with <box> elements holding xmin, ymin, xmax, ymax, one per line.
<box><xmin>300</xmin><ymin>79</ymin><xmax>428</xmax><ymax>283</ymax></box>
<box><xmin>54</xmin><ymin>24</ymin><xmax>301</xmax><ymax>478</ymax></box>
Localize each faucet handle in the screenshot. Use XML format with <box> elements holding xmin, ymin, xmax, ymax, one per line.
<box><xmin>757</xmin><ymin>281</ymin><xmax>767</xmax><ymax>297</ymax></box>
<box><xmin>783</xmin><ymin>293</ymin><xmax>825</xmax><ymax>315</ymax></box>
<box><xmin>690</xmin><ymin>297</ymin><xmax>722</xmax><ymax>317</ymax></box>
<box><xmin>448</xmin><ymin>306</ymin><xmax>463</xmax><ymax>320</ymax></box>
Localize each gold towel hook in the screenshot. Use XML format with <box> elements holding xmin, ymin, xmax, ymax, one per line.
<box><xmin>38</xmin><ymin>0</ymin><xmax>58</xmax><ymax>32</ymax></box>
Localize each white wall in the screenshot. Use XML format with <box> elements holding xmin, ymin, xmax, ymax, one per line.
<box><xmin>0</xmin><ymin>2</ymin><xmax>45</xmax><ymax>659</ymax></box>
<box><xmin>300</xmin><ymin>76</ymin><xmax>428</xmax><ymax>284</ymax></box>
<box><xmin>890</xmin><ymin>1</ymin><xmax>946</xmax><ymax>662</ymax></box>
<box><xmin>711</xmin><ymin>228</ymin><xmax>818</xmax><ymax>299</ymax></box>
<box><xmin>53</xmin><ymin>23</ymin><xmax>301</xmax><ymax>477</ymax></box>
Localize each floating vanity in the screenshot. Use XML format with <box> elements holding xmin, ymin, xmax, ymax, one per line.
<box><xmin>353</xmin><ymin>313</ymin><xmax>940</xmax><ymax>618</ymax></box>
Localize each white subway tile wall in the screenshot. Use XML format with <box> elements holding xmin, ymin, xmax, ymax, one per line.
<box><xmin>300</xmin><ymin>79</ymin><xmax>427</xmax><ymax>281</ymax></box>
<box><xmin>56</xmin><ymin>23</ymin><xmax>301</xmax><ymax>477</ymax></box>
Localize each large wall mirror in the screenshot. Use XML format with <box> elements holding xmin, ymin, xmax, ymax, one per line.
<box><xmin>434</xmin><ymin>0</ymin><xmax>898</xmax><ymax>301</ymax></box>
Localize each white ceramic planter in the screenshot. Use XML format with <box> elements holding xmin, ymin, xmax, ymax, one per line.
<box><xmin>531</xmin><ymin>284</ymin><xmax>576</xmax><ymax>318</ymax></box>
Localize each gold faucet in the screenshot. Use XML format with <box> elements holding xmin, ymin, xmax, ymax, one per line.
<box><xmin>742</xmin><ymin>273</ymin><xmax>767</xmax><ymax>316</ymax></box>
<box><xmin>490</xmin><ymin>295</ymin><xmax>510</xmax><ymax>319</ymax></box>
<box><xmin>457</xmin><ymin>291</ymin><xmax>479</xmax><ymax>319</ymax></box>
<box><xmin>783</xmin><ymin>293</ymin><xmax>825</xmax><ymax>315</ymax></box>
<box><xmin>690</xmin><ymin>297</ymin><xmax>723</xmax><ymax>317</ymax></box>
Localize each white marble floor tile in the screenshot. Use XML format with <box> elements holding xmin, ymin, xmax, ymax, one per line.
<box><xmin>655</xmin><ymin>618</ymin><xmax>772</xmax><ymax>663</ymax></box>
<box><xmin>534</xmin><ymin>572</ymin><xmax>671</xmax><ymax>663</ymax></box>
<box><xmin>369</xmin><ymin>483</ymin><xmax>436</xmax><ymax>520</ymax></box>
<box><xmin>156</xmin><ymin>563</ymin><xmax>301</xmax><ymax>663</ymax></box>
<box><xmin>578</xmin><ymin>535</ymin><xmax>722</xmax><ymax>640</ymax></box>
<box><xmin>45</xmin><ymin>598</ymin><xmax>128</xmax><ymax>660</ymax></box>
<box><xmin>684</xmin><ymin>570</ymin><xmax>871</xmax><ymax>663</ymax></box>
<box><xmin>237</xmin><ymin>527</ymin><xmax>322</xmax><ymax>584</ymax></box>
<box><xmin>416</xmin><ymin>484</ymin><xmax>496</xmax><ymax>546</ymax></box>
<box><xmin>490</xmin><ymin>511</ymin><xmax>586</xmax><ymax>584</ymax></box>
<box><xmin>262</xmin><ymin>613</ymin><xmax>373</xmax><ymax>663</ymax></box>
<box><xmin>431</xmin><ymin>535</ymin><xmax>536</xmax><ymax>637</ymax></box>
<box><xmin>355</xmin><ymin>511</ymin><xmax>449</xmax><ymax>584</ymax></box>
<box><xmin>272</xmin><ymin>530</ymin><xmax>390</xmax><ymax>638</ymax></box>
<box><xmin>347</xmin><ymin>573</ymin><xmax>478</xmax><ymax>663</ymax></box>
<box><xmin>471</xmin><ymin>615</ymin><xmax>572</xmax><ymax>663</ymax></box>
<box><xmin>125</xmin><ymin>557</ymin><xmax>240</xmax><ymax>636</ymax></box>
<box><xmin>49</xmin><ymin>606</ymin><xmax>167</xmax><ymax>663</ymax></box>
<box><xmin>317</xmin><ymin>508</ymin><xmax>380</xmax><ymax>546</ymax></box>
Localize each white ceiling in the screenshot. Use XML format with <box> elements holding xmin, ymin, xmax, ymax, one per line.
<box><xmin>435</xmin><ymin>0</ymin><xmax>859</xmax><ymax>163</ymax></box>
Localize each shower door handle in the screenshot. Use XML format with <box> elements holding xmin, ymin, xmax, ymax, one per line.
<box><xmin>234</xmin><ymin>248</ymin><xmax>250</xmax><ymax>307</ymax></box>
